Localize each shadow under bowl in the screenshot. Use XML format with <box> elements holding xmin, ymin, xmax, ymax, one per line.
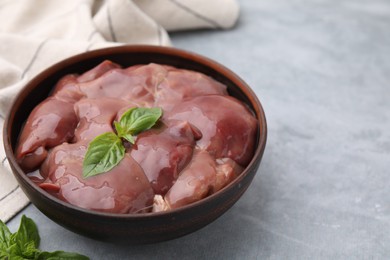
<box><xmin>3</xmin><ymin>45</ymin><xmax>267</xmax><ymax>244</ymax></box>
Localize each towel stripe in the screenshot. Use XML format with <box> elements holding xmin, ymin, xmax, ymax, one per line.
<box><xmin>21</xmin><ymin>39</ymin><xmax>48</xmax><ymax>79</ymax></box>
<box><xmin>169</xmin><ymin>0</ymin><xmax>223</xmax><ymax>29</ymax></box>
<box><xmin>0</xmin><ymin>185</ymin><xmax>19</xmax><ymax>203</ymax></box>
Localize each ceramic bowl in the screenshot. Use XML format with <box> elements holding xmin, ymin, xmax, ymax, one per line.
<box><xmin>3</xmin><ymin>46</ymin><xmax>267</xmax><ymax>244</ymax></box>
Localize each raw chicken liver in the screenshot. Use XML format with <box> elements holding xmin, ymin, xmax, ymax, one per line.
<box><xmin>16</xmin><ymin>60</ymin><xmax>257</xmax><ymax>214</ymax></box>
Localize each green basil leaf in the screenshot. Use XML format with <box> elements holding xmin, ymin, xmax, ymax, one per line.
<box><xmin>116</xmin><ymin>107</ymin><xmax>162</xmax><ymax>143</ymax></box>
<box><xmin>0</xmin><ymin>251</ymin><xmax>9</xmax><ymax>259</ymax></box>
<box><xmin>36</xmin><ymin>250</ymin><xmax>89</xmax><ymax>260</ymax></box>
<box><xmin>123</xmin><ymin>133</ymin><xmax>135</xmax><ymax>144</ymax></box>
<box><xmin>113</xmin><ymin>121</ymin><xmax>125</xmax><ymax>138</ymax></box>
<box><xmin>0</xmin><ymin>219</ymin><xmax>12</xmax><ymax>249</ymax></box>
<box><xmin>1</xmin><ymin>216</ymin><xmax>89</xmax><ymax>259</ymax></box>
<box><xmin>0</xmin><ymin>220</ymin><xmax>12</xmax><ymax>258</ymax></box>
<box><xmin>14</xmin><ymin>215</ymin><xmax>40</xmax><ymax>250</ymax></box>
<box><xmin>21</xmin><ymin>240</ymin><xmax>39</xmax><ymax>258</ymax></box>
<box><xmin>7</xmin><ymin>243</ymin><xmax>22</xmax><ymax>258</ymax></box>
<box><xmin>82</xmin><ymin>132</ymin><xmax>125</xmax><ymax>178</ymax></box>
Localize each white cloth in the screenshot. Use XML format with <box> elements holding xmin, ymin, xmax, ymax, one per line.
<box><xmin>0</xmin><ymin>0</ymin><xmax>239</xmax><ymax>222</ymax></box>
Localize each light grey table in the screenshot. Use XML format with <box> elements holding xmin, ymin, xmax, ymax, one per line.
<box><xmin>7</xmin><ymin>0</ymin><xmax>390</xmax><ymax>259</ymax></box>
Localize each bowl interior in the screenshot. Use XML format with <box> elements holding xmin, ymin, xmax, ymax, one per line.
<box><xmin>4</xmin><ymin>46</ymin><xmax>267</xmax><ymax>243</ymax></box>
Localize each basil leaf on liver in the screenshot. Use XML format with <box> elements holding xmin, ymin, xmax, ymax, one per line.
<box><xmin>82</xmin><ymin>132</ymin><xmax>125</xmax><ymax>178</ymax></box>
<box><xmin>115</xmin><ymin>107</ymin><xmax>162</xmax><ymax>144</ymax></box>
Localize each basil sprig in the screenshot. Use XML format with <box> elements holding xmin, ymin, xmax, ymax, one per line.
<box><xmin>82</xmin><ymin>107</ymin><xmax>162</xmax><ymax>178</ymax></box>
<box><xmin>0</xmin><ymin>215</ymin><xmax>89</xmax><ymax>259</ymax></box>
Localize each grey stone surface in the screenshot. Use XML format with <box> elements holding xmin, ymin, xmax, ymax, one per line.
<box><xmin>7</xmin><ymin>0</ymin><xmax>390</xmax><ymax>259</ymax></box>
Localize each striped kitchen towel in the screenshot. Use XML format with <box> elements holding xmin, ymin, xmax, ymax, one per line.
<box><xmin>0</xmin><ymin>0</ymin><xmax>239</xmax><ymax>222</ymax></box>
